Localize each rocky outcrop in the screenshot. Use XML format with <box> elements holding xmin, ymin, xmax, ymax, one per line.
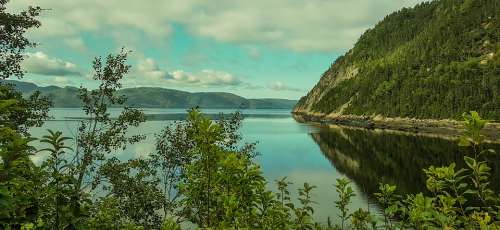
<box><xmin>293</xmin><ymin>0</ymin><xmax>500</xmax><ymax>121</ymax></box>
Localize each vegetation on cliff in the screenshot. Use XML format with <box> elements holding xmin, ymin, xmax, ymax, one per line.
<box><xmin>295</xmin><ymin>0</ymin><xmax>499</xmax><ymax>120</ymax></box>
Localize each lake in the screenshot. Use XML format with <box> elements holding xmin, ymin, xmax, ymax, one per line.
<box><xmin>29</xmin><ymin>108</ymin><xmax>500</xmax><ymax>224</ymax></box>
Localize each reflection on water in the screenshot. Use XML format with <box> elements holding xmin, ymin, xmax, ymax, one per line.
<box><xmin>30</xmin><ymin>108</ymin><xmax>500</xmax><ymax>224</ymax></box>
<box><xmin>312</xmin><ymin>125</ymin><xmax>500</xmax><ymax>198</ymax></box>
<box><xmin>31</xmin><ymin>108</ymin><xmax>374</xmax><ymax>223</ymax></box>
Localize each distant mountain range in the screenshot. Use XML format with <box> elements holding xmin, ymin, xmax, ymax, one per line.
<box><xmin>4</xmin><ymin>80</ymin><xmax>297</xmax><ymax>109</ymax></box>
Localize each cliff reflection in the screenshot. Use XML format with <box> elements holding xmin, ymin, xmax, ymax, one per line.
<box><xmin>311</xmin><ymin>126</ymin><xmax>500</xmax><ymax>197</ymax></box>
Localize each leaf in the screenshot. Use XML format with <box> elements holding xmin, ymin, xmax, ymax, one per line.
<box><xmin>457</xmin><ymin>183</ymin><xmax>468</xmax><ymax>190</ymax></box>
<box><xmin>458</xmin><ymin>136</ymin><xmax>471</xmax><ymax>147</ymax></box>
<box><xmin>464</xmin><ymin>189</ymin><xmax>477</xmax><ymax>195</ymax></box>
<box><xmin>464</xmin><ymin>156</ymin><xmax>475</xmax><ymax>168</ymax></box>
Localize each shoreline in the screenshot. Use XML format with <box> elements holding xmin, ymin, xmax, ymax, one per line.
<box><xmin>292</xmin><ymin>111</ymin><xmax>500</xmax><ymax>143</ymax></box>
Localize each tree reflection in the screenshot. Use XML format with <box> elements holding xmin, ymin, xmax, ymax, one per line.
<box><xmin>311</xmin><ymin>126</ymin><xmax>500</xmax><ymax>198</ymax></box>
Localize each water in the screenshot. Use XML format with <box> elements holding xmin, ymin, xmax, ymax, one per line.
<box><xmin>29</xmin><ymin>108</ymin><xmax>500</xmax><ymax>224</ymax></box>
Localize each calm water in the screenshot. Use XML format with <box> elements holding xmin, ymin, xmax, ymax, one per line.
<box><xmin>29</xmin><ymin>108</ymin><xmax>500</xmax><ymax>223</ymax></box>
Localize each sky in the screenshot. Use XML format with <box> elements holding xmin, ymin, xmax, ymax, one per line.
<box><xmin>10</xmin><ymin>0</ymin><xmax>425</xmax><ymax>99</ymax></box>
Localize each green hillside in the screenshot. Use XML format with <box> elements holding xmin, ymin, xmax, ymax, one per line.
<box><xmin>4</xmin><ymin>80</ymin><xmax>296</xmax><ymax>109</ymax></box>
<box><xmin>294</xmin><ymin>0</ymin><xmax>500</xmax><ymax>120</ymax></box>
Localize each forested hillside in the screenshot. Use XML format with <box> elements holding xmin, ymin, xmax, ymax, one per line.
<box><xmin>294</xmin><ymin>0</ymin><xmax>500</xmax><ymax>120</ymax></box>
<box><xmin>4</xmin><ymin>80</ymin><xmax>297</xmax><ymax>109</ymax></box>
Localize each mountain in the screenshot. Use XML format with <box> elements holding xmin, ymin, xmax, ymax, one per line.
<box><xmin>294</xmin><ymin>0</ymin><xmax>499</xmax><ymax>120</ymax></box>
<box><xmin>3</xmin><ymin>80</ymin><xmax>297</xmax><ymax>109</ymax></box>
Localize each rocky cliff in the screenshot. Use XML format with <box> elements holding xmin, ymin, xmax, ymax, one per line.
<box><xmin>294</xmin><ymin>0</ymin><xmax>500</xmax><ymax>121</ymax></box>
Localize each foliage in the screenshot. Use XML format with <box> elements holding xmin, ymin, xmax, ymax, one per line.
<box><xmin>150</xmin><ymin>120</ymin><xmax>193</xmax><ymax>220</ymax></box>
<box><xmin>71</xmin><ymin>49</ymin><xmax>146</xmax><ymax>219</ymax></box>
<box><xmin>161</xmin><ymin>218</ymin><xmax>181</xmax><ymax>230</ymax></box>
<box><xmin>373</xmin><ymin>184</ymin><xmax>400</xmax><ymax>229</ymax></box>
<box><xmin>294</xmin><ymin>182</ymin><xmax>318</xmax><ymax>230</ymax></box>
<box><xmin>145</xmin><ymin>109</ymin><xmax>326</xmax><ymax>229</ymax></box>
<box><xmin>176</xmin><ymin>109</ymin><xmax>283</xmax><ymax>228</ymax></box>
<box><xmin>0</xmin><ymin>0</ymin><xmax>41</xmax><ymax>80</ymax></box>
<box><xmin>350</xmin><ymin>209</ymin><xmax>376</xmax><ymax>230</ymax></box>
<box><xmin>84</xmin><ymin>196</ymin><xmax>144</xmax><ymax>230</ymax></box>
<box><xmin>0</xmin><ymin>125</ymin><xmax>38</xmax><ymax>227</ymax></box>
<box><xmin>297</xmin><ymin>0</ymin><xmax>500</xmax><ymax>120</ymax></box>
<box><xmin>0</xmin><ymin>84</ymin><xmax>51</xmax><ymax>134</ymax></box>
<box><xmin>0</xmin><ymin>1</ymin><xmax>50</xmax><ymax>228</ymax></box>
<box><xmin>373</xmin><ymin>111</ymin><xmax>500</xmax><ymax>229</ymax></box>
<box><xmin>99</xmin><ymin>158</ymin><xmax>165</xmax><ymax>229</ymax></box>
<box><xmin>37</xmin><ymin>130</ymin><xmax>77</xmax><ymax>229</ymax></box>
<box><xmin>334</xmin><ymin>178</ymin><xmax>356</xmax><ymax>230</ymax></box>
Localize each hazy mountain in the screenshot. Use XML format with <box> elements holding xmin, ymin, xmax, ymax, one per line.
<box><xmin>3</xmin><ymin>80</ymin><xmax>297</xmax><ymax>109</ymax></box>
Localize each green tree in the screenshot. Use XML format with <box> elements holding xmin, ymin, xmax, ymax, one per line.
<box><xmin>334</xmin><ymin>178</ymin><xmax>356</xmax><ymax>230</ymax></box>
<box><xmin>150</xmin><ymin>120</ymin><xmax>195</xmax><ymax>221</ymax></box>
<box><xmin>98</xmin><ymin>158</ymin><xmax>165</xmax><ymax>229</ymax></box>
<box><xmin>0</xmin><ymin>0</ymin><xmax>41</xmax><ymax>80</ymax></box>
<box><xmin>28</xmin><ymin>50</ymin><xmax>147</xmax><ymax>229</ymax></box>
<box><xmin>37</xmin><ymin>130</ymin><xmax>75</xmax><ymax>229</ymax></box>
<box><xmin>177</xmin><ymin>109</ymin><xmax>265</xmax><ymax>228</ymax></box>
<box><xmin>0</xmin><ymin>1</ymin><xmax>50</xmax><ymax>228</ymax></box>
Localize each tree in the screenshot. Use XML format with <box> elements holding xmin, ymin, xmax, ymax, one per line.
<box><xmin>0</xmin><ymin>1</ymin><xmax>50</xmax><ymax>228</ymax></box>
<box><xmin>37</xmin><ymin>130</ymin><xmax>74</xmax><ymax>229</ymax></box>
<box><xmin>72</xmin><ymin>49</ymin><xmax>145</xmax><ymax>198</ymax></box>
<box><xmin>167</xmin><ymin>109</ymin><xmax>322</xmax><ymax>229</ymax></box>
<box><xmin>98</xmin><ymin>158</ymin><xmax>165</xmax><ymax>229</ymax></box>
<box><xmin>149</xmin><ymin>120</ymin><xmax>194</xmax><ymax>221</ymax></box>
<box><xmin>0</xmin><ymin>0</ymin><xmax>41</xmax><ymax>80</ymax></box>
<box><xmin>35</xmin><ymin>50</ymin><xmax>147</xmax><ymax>229</ymax></box>
<box><xmin>0</xmin><ymin>120</ymin><xmax>39</xmax><ymax>227</ymax></box>
<box><xmin>177</xmin><ymin>109</ymin><xmax>264</xmax><ymax>227</ymax></box>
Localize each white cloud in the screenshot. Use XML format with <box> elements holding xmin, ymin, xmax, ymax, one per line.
<box><xmin>269</xmin><ymin>81</ymin><xmax>304</xmax><ymax>92</ymax></box>
<box><xmin>10</xmin><ymin>0</ymin><xmax>173</xmax><ymax>39</ymax></box>
<box><xmin>21</xmin><ymin>76</ymin><xmax>74</xmax><ymax>87</ymax></box>
<box><xmin>136</xmin><ymin>58</ymin><xmax>169</xmax><ymax>80</ymax></box>
<box><xmin>129</xmin><ymin>58</ymin><xmax>242</xmax><ymax>88</ymax></box>
<box><xmin>22</xmin><ymin>52</ymin><xmax>81</xmax><ymax>76</ymax></box>
<box><xmin>53</xmin><ymin>76</ymin><xmax>70</xmax><ymax>84</ymax></box>
<box><xmin>11</xmin><ymin>0</ymin><xmax>427</xmax><ymax>52</ymax></box>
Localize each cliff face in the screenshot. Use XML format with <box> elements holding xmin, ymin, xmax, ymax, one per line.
<box><xmin>294</xmin><ymin>54</ymin><xmax>358</xmax><ymax>114</ymax></box>
<box><xmin>294</xmin><ymin>0</ymin><xmax>500</xmax><ymax>121</ymax></box>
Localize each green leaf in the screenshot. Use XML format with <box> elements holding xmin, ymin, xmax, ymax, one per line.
<box><xmin>464</xmin><ymin>156</ymin><xmax>475</xmax><ymax>168</ymax></box>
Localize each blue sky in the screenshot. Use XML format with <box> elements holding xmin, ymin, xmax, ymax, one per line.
<box><xmin>11</xmin><ymin>0</ymin><xmax>425</xmax><ymax>99</ymax></box>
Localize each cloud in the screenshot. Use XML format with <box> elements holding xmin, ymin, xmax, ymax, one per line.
<box><xmin>53</xmin><ymin>76</ymin><xmax>71</xmax><ymax>84</ymax></box>
<box><xmin>11</xmin><ymin>0</ymin><xmax>173</xmax><ymax>39</ymax></box>
<box><xmin>129</xmin><ymin>58</ymin><xmax>242</xmax><ymax>88</ymax></box>
<box><xmin>185</xmin><ymin>0</ymin><xmax>427</xmax><ymax>52</ymax></box>
<box><xmin>11</xmin><ymin>0</ymin><xmax>426</xmax><ymax>52</ymax></box>
<box><xmin>21</xmin><ymin>76</ymin><xmax>74</xmax><ymax>87</ymax></box>
<box><xmin>269</xmin><ymin>81</ymin><xmax>304</xmax><ymax>92</ymax></box>
<box><xmin>63</xmin><ymin>37</ymin><xmax>87</xmax><ymax>52</ymax></box>
<box><xmin>171</xmin><ymin>70</ymin><xmax>241</xmax><ymax>86</ymax></box>
<box><xmin>22</xmin><ymin>52</ymin><xmax>81</xmax><ymax>76</ymax></box>
<box><xmin>136</xmin><ymin>58</ymin><xmax>169</xmax><ymax>80</ymax></box>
